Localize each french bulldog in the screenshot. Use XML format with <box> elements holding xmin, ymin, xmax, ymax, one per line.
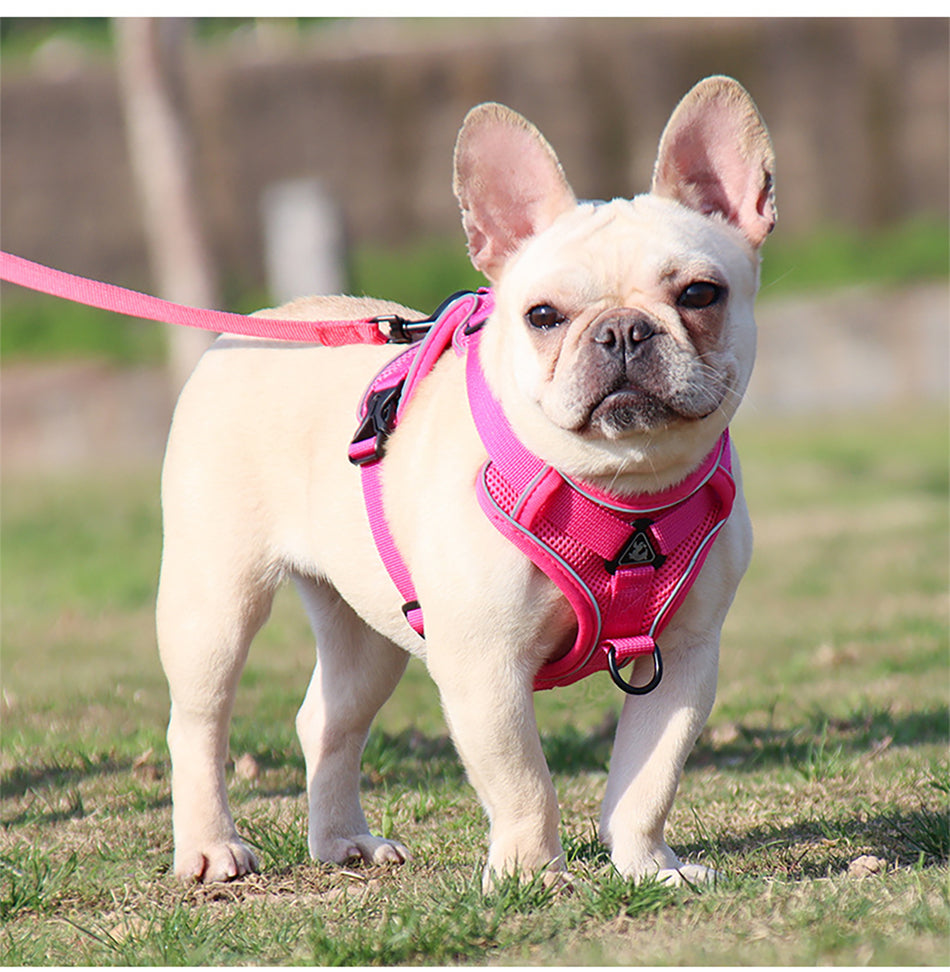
<box><xmin>157</xmin><ymin>75</ymin><xmax>775</xmax><ymax>888</ymax></box>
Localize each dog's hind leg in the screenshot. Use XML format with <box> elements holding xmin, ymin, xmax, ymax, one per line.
<box><xmin>293</xmin><ymin>575</ymin><xmax>410</xmax><ymax>866</ymax></box>
<box><xmin>157</xmin><ymin>545</ymin><xmax>277</xmax><ymax>883</ymax></box>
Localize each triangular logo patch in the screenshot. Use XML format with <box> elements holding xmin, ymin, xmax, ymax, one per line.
<box><xmin>605</xmin><ymin>518</ymin><xmax>667</xmax><ymax>573</ymax></box>
<box><xmin>620</xmin><ymin>530</ymin><xmax>657</xmax><ymax>566</ymax></box>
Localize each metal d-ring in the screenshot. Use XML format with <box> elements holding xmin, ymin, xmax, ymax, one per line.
<box><xmin>607</xmin><ymin>642</ymin><xmax>663</xmax><ymax>695</ymax></box>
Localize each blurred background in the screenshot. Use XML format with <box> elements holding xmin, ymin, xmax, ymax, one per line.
<box><xmin>0</xmin><ymin>16</ymin><xmax>947</xmax><ymax>469</ymax></box>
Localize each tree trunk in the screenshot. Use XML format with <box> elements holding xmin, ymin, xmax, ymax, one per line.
<box><xmin>114</xmin><ymin>17</ymin><xmax>217</xmax><ymax>391</ymax></box>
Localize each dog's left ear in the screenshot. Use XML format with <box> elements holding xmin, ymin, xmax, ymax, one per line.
<box><xmin>653</xmin><ymin>76</ymin><xmax>777</xmax><ymax>249</ymax></box>
<box><xmin>454</xmin><ymin>103</ymin><xmax>576</xmax><ymax>282</ymax></box>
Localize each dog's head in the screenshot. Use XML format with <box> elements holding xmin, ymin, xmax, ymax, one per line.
<box><xmin>453</xmin><ymin>76</ymin><xmax>775</xmax><ymax>486</ymax></box>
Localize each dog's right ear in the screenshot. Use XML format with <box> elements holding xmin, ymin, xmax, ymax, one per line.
<box><xmin>453</xmin><ymin>103</ymin><xmax>576</xmax><ymax>283</ymax></box>
<box><xmin>652</xmin><ymin>76</ymin><xmax>776</xmax><ymax>249</ymax></box>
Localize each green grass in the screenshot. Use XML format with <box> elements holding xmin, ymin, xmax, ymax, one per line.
<box><xmin>0</xmin><ymin>18</ymin><xmax>342</xmax><ymax>63</ymax></box>
<box><xmin>758</xmin><ymin>216</ymin><xmax>949</xmax><ymax>297</ymax></box>
<box><xmin>1</xmin><ymin>406</ymin><xmax>948</xmax><ymax>964</ymax></box>
<box><xmin>3</xmin><ymin>219</ymin><xmax>946</xmax><ymax>364</ymax></box>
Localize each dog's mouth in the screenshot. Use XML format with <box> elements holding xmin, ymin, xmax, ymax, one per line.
<box><xmin>580</xmin><ymin>379</ymin><xmax>725</xmax><ymax>438</ymax></box>
<box><xmin>586</xmin><ymin>386</ymin><xmax>678</xmax><ymax>435</ymax></box>
<box><xmin>534</xmin><ymin>322</ymin><xmax>735</xmax><ymax>441</ymax></box>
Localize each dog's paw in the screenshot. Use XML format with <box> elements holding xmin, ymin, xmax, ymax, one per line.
<box><xmin>542</xmin><ymin>868</ymin><xmax>575</xmax><ymax>893</ymax></box>
<box><xmin>317</xmin><ymin>833</ymin><xmax>410</xmax><ymax>867</ymax></box>
<box><xmin>656</xmin><ymin>862</ymin><xmax>720</xmax><ymax>888</ymax></box>
<box><xmin>176</xmin><ymin>841</ymin><xmax>259</xmax><ymax>883</ymax></box>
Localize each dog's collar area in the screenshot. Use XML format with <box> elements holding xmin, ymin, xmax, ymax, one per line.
<box><xmin>350</xmin><ymin>289</ymin><xmax>736</xmax><ymax>695</ymax></box>
<box><xmin>466</xmin><ymin>338</ymin><xmax>735</xmax><ymax>692</ymax></box>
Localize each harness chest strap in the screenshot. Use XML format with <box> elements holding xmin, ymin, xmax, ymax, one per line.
<box><xmin>349</xmin><ymin>290</ymin><xmax>736</xmax><ymax>694</ymax></box>
<box><xmin>465</xmin><ymin>332</ymin><xmax>735</xmax><ymax>691</ymax></box>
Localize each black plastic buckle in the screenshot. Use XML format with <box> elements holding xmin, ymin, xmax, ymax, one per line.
<box><xmin>374</xmin><ymin>290</ymin><xmax>481</xmax><ymax>344</ymax></box>
<box><xmin>374</xmin><ymin>315</ymin><xmax>421</xmax><ymax>344</ymax></box>
<box><xmin>607</xmin><ymin>642</ymin><xmax>663</xmax><ymax>695</ymax></box>
<box><xmin>349</xmin><ymin>381</ymin><xmax>404</xmax><ymax>466</ymax></box>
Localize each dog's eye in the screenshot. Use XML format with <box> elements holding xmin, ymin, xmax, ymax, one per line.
<box><xmin>677</xmin><ymin>282</ymin><xmax>725</xmax><ymax>309</ymax></box>
<box><xmin>525</xmin><ymin>304</ymin><xmax>566</xmax><ymax>330</ymax></box>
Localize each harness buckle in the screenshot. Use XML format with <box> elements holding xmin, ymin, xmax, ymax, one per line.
<box><xmin>606</xmin><ymin>641</ymin><xmax>663</xmax><ymax>695</ymax></box>
<box><xmin>373</xmin><ymin>315</ymin><xmax>430</xmax><ymax>344</ymax></box>
<box><xmin>375</xmin><ymin>290</ymin><xmax>486</xmax><ymax>344</ymax></box>
<box><xmin>348</xmin><ymin>380</ymin><xmax>404</xmax><ymax>466</ymax></box>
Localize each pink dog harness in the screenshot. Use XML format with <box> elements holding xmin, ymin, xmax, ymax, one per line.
<box><xmin>349</xmin><ymin>291</ymin><xmax>736</xmax><ymax>694</ymax></box>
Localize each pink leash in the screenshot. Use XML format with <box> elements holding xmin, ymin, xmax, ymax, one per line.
<box><xmin>0</xmin><ymin>251</ymin><xmax>397</xmax><ymax>346</ymax></box>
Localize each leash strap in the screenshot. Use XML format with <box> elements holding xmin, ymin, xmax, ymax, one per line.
<box><xmin>0</xmin><ymin>250</ymin><xmax>394</xmax><ymax>347</ymax></box>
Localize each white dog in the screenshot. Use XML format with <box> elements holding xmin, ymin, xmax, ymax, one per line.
<box><xmin>157</xmin><ymin>76</ymin><xmax>776</xmax><ymax>888</ymax></box>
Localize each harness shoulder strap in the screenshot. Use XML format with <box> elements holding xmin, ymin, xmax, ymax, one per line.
<box><xmin>348</xmin><ymin>290</ymin><xmax>494</xmax><ymax>635</ymax></box>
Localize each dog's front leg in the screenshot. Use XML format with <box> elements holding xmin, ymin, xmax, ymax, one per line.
<box><xmin>426</xmin><ymin>630</ymin><xmax>565</xmax><ymax>891</ymax></box>
<box><xmin>599</xmin><ymin>634</ymin><xmax>720</xmax><ymax>886</ymax></box>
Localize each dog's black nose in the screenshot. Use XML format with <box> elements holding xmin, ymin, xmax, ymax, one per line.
<box><xmin>592</xmin><ymin>313</ymin><xmax>656</xmax><ymax>356</ymax></box>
